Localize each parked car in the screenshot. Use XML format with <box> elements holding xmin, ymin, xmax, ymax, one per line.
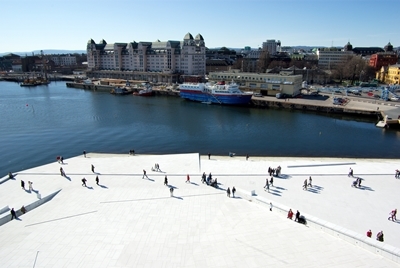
<box><xmin>333</xmin><ymin>97</ymin><xmax>345</xmax><ymax>105</ymax></box>
<box><xmin>390</xmin><ymin>97</ymin><xmax>399</xmax><ymax>101</ymax></box>
<box><xmin>276</xmin><ymin>93</ymin><xmax>290</xmax><ymax>99</ymax></box>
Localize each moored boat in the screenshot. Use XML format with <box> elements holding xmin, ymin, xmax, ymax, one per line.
<box><xmin>110</xmin><ymin>86</ymin><xmax>133</xmax><ymax>95</ymax></box>
<box><xmin>179</xmin><ymin>81</ymin><xmax>252</xmax><ymax>105</ymax></box>
<box><xmin>133</xmin><ymin>82</ymin><xmax>154</xmax><ymax>96</ymax></box>
<box><xmin>20</xmin><ymin>77</ymin><xmax>50</xmax><ymax>87</ymax></box>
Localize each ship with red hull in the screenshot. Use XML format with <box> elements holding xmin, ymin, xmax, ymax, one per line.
<box><xmin>133</xmin><ymin>82</ymin><xmax>154</xmax><ymax>96</ymax></box>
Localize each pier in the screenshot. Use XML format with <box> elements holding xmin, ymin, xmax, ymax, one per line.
<box><xmin>66</xmin><ymin>81</ymin><xmax>400</xmax><ymax>126</ymax></box>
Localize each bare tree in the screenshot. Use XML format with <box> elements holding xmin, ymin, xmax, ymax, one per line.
<box><xmin>257</xmin><ymin>50</ymin><xmax>271</xmax><ymax>73</ymax></box>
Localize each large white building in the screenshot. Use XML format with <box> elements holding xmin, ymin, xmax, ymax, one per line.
<box><xmin>87</xmin><ymin>33</ymin><xmax>206</xmax><ymax>76</ymax></box>
<box><xmin>262</xmin><ymin>39</ymin><xmax>281</xmax><ymax>54</ymax></box>
<box><xmin>51</xmin><ymin>55</ymin><xmax>77</xmax><ymax>66</ymax></box>
<box><xmin>316</xmin><ymin>49</ymin><xmax>354</xmax><ymax>69</ymax></box>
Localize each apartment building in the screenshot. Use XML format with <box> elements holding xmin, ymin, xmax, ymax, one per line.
<box><xmin>377</xmin><ymin>64</ymin><xmax>400</xmax><ymax>85</ymax></box>
<box><xmin>51</xmin><ymin>55</ymin><xmax>78</xmax><ymax>66</ymax></box>
<box><xmin>369</xmin><ymin>52</ymin><xmax>398</xmax><ymax>70</ymax></box>
<box><xmin>86</xmin><ymin>33</ymin><xmax>206</xmax><ymax>79</ymax></box>
<box><xmin>316</xmin><ymin>49</ymin><xmax>354</xmax><ymax>69</ymax></box>
<box><xmin>262</xmin><ymin>39</ymin><xmax>281</xmax><ymax>54</ymax></box>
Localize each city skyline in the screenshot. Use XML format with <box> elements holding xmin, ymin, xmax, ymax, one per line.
<box><xmin>1</xmin><ymin>0</ymin><xmax>399</xmax><ymax>54</ymax></box>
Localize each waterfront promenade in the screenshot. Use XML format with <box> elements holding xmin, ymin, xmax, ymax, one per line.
<box><xmin>0</xmin><ymin>153</ymin><xmax>399</xmax><ymax>267</ymax></box>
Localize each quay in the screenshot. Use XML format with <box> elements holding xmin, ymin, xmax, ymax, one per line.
<box><xmin>0</xmin><ymin>153</ymin><xmax>399</xmax><ymax>267</ymax></box>
<box><xmin>66</xmin><ymin>81</ymin><xmax>400</xmax><ymax>128</ymax></box>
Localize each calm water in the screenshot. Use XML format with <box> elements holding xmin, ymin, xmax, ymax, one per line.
<box><xmin>1</xmin><ymin>81</ymin><xmax>399</xmax><ymax>177</ymax></box>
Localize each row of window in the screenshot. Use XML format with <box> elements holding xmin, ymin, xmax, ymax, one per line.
<box><xmin>211</xmin><ymin>75</ymin><xmax>292</xmax><ymax>82</ymax></box>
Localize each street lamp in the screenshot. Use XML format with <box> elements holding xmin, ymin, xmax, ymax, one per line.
<box><xmin>360</xmin><ymin>70</ymin><xmax>364</xmax><ymax>83</ymax></box>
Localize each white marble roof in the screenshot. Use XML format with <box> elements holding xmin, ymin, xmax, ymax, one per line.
<box><xmin>0</xmin><ymin>153</ymin><xmax>399</xmax><ymax>267</ymax></box>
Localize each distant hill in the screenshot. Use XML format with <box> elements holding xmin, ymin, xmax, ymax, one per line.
<box><xmin>0</xmin><ymin>49</ymin><xmax>86</xmax><ymax>57</ymax></box>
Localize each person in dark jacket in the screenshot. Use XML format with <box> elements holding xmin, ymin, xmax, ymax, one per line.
<box><xmin>10</xmin><ymin>208</ymin><xmax>16</xmax><ymax>220</ymax></box>
<box><xmin>295</xmin><ymin>210</ymin><xmax>300</xmax><ymax>222</ymax></box>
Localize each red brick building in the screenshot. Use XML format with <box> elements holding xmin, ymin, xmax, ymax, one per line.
<box><xmin>369</xmin><ymin>52</ymin><xmax>398</xmax><ymax>70</ymax></box>
<box><xmin>369</xmin><ymin>42</ymin><xmax>398</xmax><ymax>70</ymax></box>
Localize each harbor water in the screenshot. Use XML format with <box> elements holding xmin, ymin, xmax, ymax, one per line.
<box><xmin>1</xmin><ymin>81</ymin><xmax>399</xmax><ymax>177</ymax></box>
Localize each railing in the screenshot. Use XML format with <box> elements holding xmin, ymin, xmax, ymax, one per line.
<box><xmin>208</xmin><ymin>92</ymin><xmax>222</xmax><ymax>104</ymax></box>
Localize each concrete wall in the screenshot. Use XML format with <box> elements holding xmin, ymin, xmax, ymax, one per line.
<box><xmin>0</xmin><ymin>206</ymin><xmax>9</xmax><ymax>215</ymax></box>
<box><xmin>0</xmin><ymin>189</ymin><xmax>61</xmax><ymax>226</ymax></box>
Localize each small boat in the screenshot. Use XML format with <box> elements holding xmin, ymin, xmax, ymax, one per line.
<box><xmin>133</xmin><ymin>83</ymin><xmax>153</xmax><ymax>96</ymax></box>
<box><xmin>83</xmin><ymin>79</ymin><xmax>94</xmax><ymax>85</ymax></box>
<box><xmin>20</xmin><ymin>77</ymin><xmax>50</xmax><ymax>87</ymax></box>
<box><xmin>110</xmin><ymin>87</ymin><xmax>133</xmax><ymax>95</ymax></box>
<box><xmin>20</xmin><ymin>81</ymin><xmax>38</xmax><ymax>87</ymax></box>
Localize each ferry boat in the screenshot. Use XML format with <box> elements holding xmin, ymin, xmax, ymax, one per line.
<box><xmin>179</xmin><ymin>81</ymin><xmax>252</xmax><ymax>105</ymax></box>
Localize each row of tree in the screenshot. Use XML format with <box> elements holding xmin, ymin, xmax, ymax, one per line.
<box><xmin>230</xmin><ymin>50</ymin><xmax>375</xmax><ymax>84</ymax></box>
<box><xmin>329</xmin><ymin>56</ymin><xmax>375</xmax><ymax>84</ymax></box>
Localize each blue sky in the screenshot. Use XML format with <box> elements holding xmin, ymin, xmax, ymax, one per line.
<box><xmin>1</xmin><ymin>0</ymin><xmax>399</xmax><ymax>53</ymax></box>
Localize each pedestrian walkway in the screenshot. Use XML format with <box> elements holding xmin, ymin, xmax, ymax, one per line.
<box><xmin>0</xmin><ymin>153</ymin><xmax>398</xmax><ymax>267</ymax></box>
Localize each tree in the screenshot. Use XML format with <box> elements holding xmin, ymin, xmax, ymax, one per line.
<box><xmin>268</xmin><ymin>61</ymin><xmax>285</xmax><ymax>70</ymax></box>
<box><xmin>257</xmin><ymin>50</ymin><xmax>271</xmax><ymax>73</ymax></box>
<box><xmin>232</xmin><ymin>57</ymin><xmax>243</xmax><ymax>70</ymax></box>
<box><xmin>331</xmin><ymin>61</ymin><xmax>347</xmax><ymax>83</ymax></box>
<box><xmin>218</xmin><ymin>47</ymin><xmax>232</xmax><ymax>55</ymax></box>
<box><xmin>291</xmin><ymin>60</ymin><xmax>305</xmax><ymax>69</ymax></box>
<box><xmin>329</xmin><ymin>55</ymin><xmax>369</xmax><ymax>84</ymax></box>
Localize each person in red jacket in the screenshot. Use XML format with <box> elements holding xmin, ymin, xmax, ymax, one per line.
<box><xmin>366</xmin><ymin>229</ymin><xmax>372</xmax><ymax>238</ymax></box>
<box><xmin>287</xmin><ymin>209</ymin><xmax>294</xmax><ymax>220</ymax></box>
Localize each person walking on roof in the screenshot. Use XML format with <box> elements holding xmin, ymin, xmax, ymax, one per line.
<box><xmin>376</xmin><ymin>231</ymin><xmax>384</xmax><ymax>242</ymax></box>
<box><xmin>302</xmin><ymin>179</ymin><xmax>308</xmax><ymax>190</ymax></box>
<box><xmin>10</xmin><ymin>208</ymin><xmax>16</xmax><ymax>220</ymax></box>
<box><xmin>295</xmin><ymin>210</ymin><xmax>300</xmax><ymax>222</ymax></box>
<box><xmin>388</xmin><ymin>209</ymin><xmax>397</xmax><ymax>221</ymax></box>
<box><xmin>348</xmin><ymin>167</ymin><xmax>353</xmax><ymax>177</ymax></box>
<box><xmin>366</xmin><ymin>229</ymin><xmax>372</xmax><ymax>238</ymax></box>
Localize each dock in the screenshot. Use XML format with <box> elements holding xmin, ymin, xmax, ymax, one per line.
<box><xmin>65</xmin><ymin>81</ymin><xmax>400</xmax><ymax>126</ymax></box>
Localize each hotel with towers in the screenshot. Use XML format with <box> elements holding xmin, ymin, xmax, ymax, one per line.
<box><xmin>86</xmin><ymin>33</ymin><xmax>206</xmax><ymax>83</ymax></box>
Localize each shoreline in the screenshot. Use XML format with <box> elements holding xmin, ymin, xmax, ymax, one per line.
<box><xmin>65</xmin><ymin>81</ymin><xmax>400</xmax><ymax>127</ymax></box>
